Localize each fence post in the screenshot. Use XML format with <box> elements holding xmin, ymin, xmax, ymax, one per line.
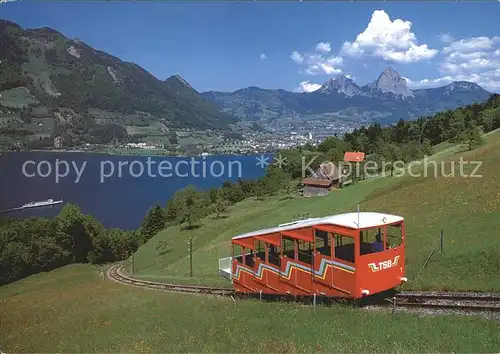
<box><xmin>440</xmin><ymin>231</ymin><xmax>444</xmax><ymax>255</ymax></box>
<box><xmin>189</xmin><ymin>238</ymin><xmax>193</xmax><ymax>277</ymax></box>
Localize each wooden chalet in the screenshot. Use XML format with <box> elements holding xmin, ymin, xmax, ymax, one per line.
<box><xmin>301</xmin><ymin>163</ymin><xmax>341</xmax><ymax>197</ymax></box>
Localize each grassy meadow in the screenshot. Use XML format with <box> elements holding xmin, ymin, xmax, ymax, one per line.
<box><xmin>2</xmin><ymin>264</ymin><xmax>499</xmax><ymax>353</ymax></box>
<box><xmin>127</xmin><ymin>128</ymin><xmax>500</xmax><ymax>292</ymax></box>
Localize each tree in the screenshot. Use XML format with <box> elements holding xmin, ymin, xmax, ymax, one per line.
<box><xmin>481</xmin><ymin>109</ymin><xmax>495</xmax><ymax>133</ymax></box>
<box><xmin>140</xmin><ymin>203</ymin><xmax>166</xmax><ymax>242</ymax></box>
<box><xmin>449</xmin><ymin>109</ymin><xmax>467</xmax><ymax>145</ymax></box>
<box><xmin>463</xmin><ymin>120</ymin><xmax>483</xmax><ymax>151</ymax></box>
<box><xmin>408</xmin><ymin>118</ymin><xmax>428</xmax><ymax>148</ymax></box>
<box><xmin>83</xmin><ymin>215</ymin><xmax>110</xmax><ymax>263</ymax></box>
<box><xmin>263</xmin><ymin>166</ymin><xmax>292</xmax><ymax>195</ymax></box>
<box><xmin>254</xmin><ymin>179</ymin><xmax>266</xmax><ymax>201</ymax></box>
<box><xmin>213</xmin><ymin>195</ymin><xmax>230</xmax><ymax>219</ymax></box>
<box><xmin>285</xmin><ymin>179</ymin><xmax>298</xmax><ymax>198</ymax></box>
<box><xmin>317</xmin><ymin>136</ymin><xmax>349</xmax><ymax>154</ymax></box>
<box><xmin>108</xmin><ymin>229</ymin><xmax>138</xmax><ymax>260</ymax></box>
<box><xmin>55</xmin><ymin>204</ymin><xmax>92</xmax><ymax>263</ymax></box>
<box><xmin>220</xmin><ymin>181</ymin><xmax>246</xmax><ymax>204</ymax></box>
<box><xmin>176</xmin><ymin>185</ymin><xmax>204</xmax><ymax>229</ymax></box>
<box><xmin>26</xmin><ymin>218</ymin><xmax>69</xmax><ymax>272</ymax></box>
<box><xmin>374</xmin><ymin>139</ymin><xmax>402</xmax><ymax>176</ymax></box>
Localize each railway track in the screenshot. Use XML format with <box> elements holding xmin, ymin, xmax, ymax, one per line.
<box><xmin>107</xmin><ymin>263</ymin><xmax>234</xmax><ymax>296</ymax></box>
<box><xmin>107</xmin><ymin>263</ymin><xmax>500</xmax><ymax>314</ymax></box>
<box><xmin>391</xmin><ymin>292</ymin><xmax>500</xmax><ymax>313</ymax></box>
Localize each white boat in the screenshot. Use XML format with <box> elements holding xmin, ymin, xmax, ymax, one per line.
<box><xmin>22</xmin><ymin>199</ymin><xmax>63</xmax><ymax>209</ymax></box>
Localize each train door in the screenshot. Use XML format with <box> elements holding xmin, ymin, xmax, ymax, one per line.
<box><xmin>280</xmin><ymin>236</ymin><xmax>297</xmax><ymax>288</ymax></box>
<box><xmin>313</xmin><ymin>229</ymin><xmax>334</xmax><ymax>288</ymax></box>
<box><xmin>253</xmin><ymin>239</ymin><xmax>267</xmax><ymax>286</ymax></box>
<box><xmin>331</xmin><ymin>233</ymin><xmax>357</xmax><ymax>296</ymax></box>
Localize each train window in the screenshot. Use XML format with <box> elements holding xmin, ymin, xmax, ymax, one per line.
<box><xmin>315</xmin><ymin>229</ymin><xmax>331</xmax><ymax>256</ymax></box>
<box><xmin>334</xmin><ymin>234</ymin><xmax>355</xmax><ymax>263</ymax></box>
<box><xmin>246</xmin><ymin>248</ymin><xmax>255</xmax><ymax>267</ymax></box>
<box><xmin>387</xmin><ymin>223</ymin><xmax>402</xmax><ymax>248</ymax></box>
<box><xmin>297</xmin><ymin>240</ymin><xmax>313</xmax><ymax>265</ymax></box>
<box><xmin>360</xmin><ymin>228</ymin><xmax>386</xmax><ymax>255</ymax></box>
<box><xmin>282</xmin><ymin>236</ymin><xmax>296</xmax><ymax>259</ymax></box>
<box><xmin>255</xmin><ymin>240</ymin><xmax>266</xmax><ymax>261</ymax></box>
<box><xmin>233</xmin><ymin>244</ymin><xmax>244</xmax><ymax>264</ymax></box>
<box><xmin>268</xmin><ymin>244</ymin><xmax>281</xmax><ymax>267</ymax></box>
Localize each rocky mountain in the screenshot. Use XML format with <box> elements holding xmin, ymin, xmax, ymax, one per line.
<box><xmin>318</xmin><ymin>75</ymin><xmax>364</xmax><ymax>97</ymax></box>
<box><xmin>362</xmin><ymin>67</ymin><xmax>414</xmax><ymax>99</ymax></box>
<box><xmin>0</xmin><ymin>19</ymin><xmax>237</xmax><ymax>142</ymax></box>
<box><xmin>202</xmin><ymin>68</ymin><xmax>492</xmax><ymax>125</ymax></box>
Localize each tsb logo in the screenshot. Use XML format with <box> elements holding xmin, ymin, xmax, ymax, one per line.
<box><xmin>368</xmin><ymin>255</ymin><xmax>400</xmax><ymax>272</ymax></box>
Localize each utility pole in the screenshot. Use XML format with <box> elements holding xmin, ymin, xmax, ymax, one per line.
<box><xmin>440</xmin><ymin>230</ymin><xmax>444</xmax><ymax>255</ymax></box>
<box><xmin>189</xmin><ymin>238</ymin><xmax>193</xmax><ymax>277</ymax></box>
<box><xmin>131</xmin><ymin>252</ymin><xmax>135</xmax><ymax>274</ymax></box>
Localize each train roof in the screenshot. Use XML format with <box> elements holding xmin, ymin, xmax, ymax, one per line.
<box><xmin>232</xmin><ymin>212</ymin><xmax>404</xmax><ymax>240</ymax></box>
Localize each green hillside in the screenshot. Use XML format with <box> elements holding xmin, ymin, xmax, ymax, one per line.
<box><xmin>128</xmin><ymin>127</ymin><xmax>500</xmax><ymax>291</ymax></box>
<box><xmin>0</xmin><ymin>20</ymin><xmax>238</xmax><ymax>151</ymax></box>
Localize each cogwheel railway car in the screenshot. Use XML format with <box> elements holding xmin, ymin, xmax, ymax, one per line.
<box><xmin>218</xmin><ymin>212</ymin><xmax>407</xmax><ymax>298</ymax></box>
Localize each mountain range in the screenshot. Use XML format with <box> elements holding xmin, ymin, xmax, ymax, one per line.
<box><xmin>0</xmin><ymin>18</ymin><xmax>495</xmax><ymax>149</ymax></box>
<box><xmin>0</xmin><ymin>19</ymin><xmax>237</xmax><ymax>135</ymax></box>
<box><xmin>202</xmin><ymin>68</ymin><xmax>492</xmax><ymax>125</ymax></box>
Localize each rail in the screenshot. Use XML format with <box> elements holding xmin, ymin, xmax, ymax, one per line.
<box><xmin>107</xmin><ymin>263</ymin><xmax>234</xmax><ymax>296</ymax></box>
<box><xmin>390</xmin><ymin>291</ymin><xmax>500</xmax><ymax>313</ymax></box>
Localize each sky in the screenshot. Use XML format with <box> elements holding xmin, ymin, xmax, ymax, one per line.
<box><xmin>2</xmin><ymin>1</ymin><xmax>500</xmax><ymax>93</ymax></box>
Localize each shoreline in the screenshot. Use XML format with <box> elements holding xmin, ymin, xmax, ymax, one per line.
<box><xmin>0</xmin><ymin>149</ymin><xmax>274</xmax><ymax>157</ymax></box>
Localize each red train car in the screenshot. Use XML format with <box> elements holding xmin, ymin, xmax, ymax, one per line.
<box><xmin>218</xmin><ymin>212</ymin><xmax>407</xmax><ymax>298</ymax></box>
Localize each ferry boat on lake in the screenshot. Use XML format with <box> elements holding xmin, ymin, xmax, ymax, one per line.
<box><xmin>22</xmin><ymin>198</ymin><xmax>63</xmax><ymax>209</ymax></box>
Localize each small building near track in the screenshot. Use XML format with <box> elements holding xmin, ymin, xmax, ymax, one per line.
<box><xmin>301</xmin><ymin>163</ymin><xmax>341</xmax><ymax>197</ymax></box>
<box><xmin>343</xmin><ymin>151</ymin><xmax>365</xmax><ymax>163</ymax></box>
<box><xmin>343</xmin><ymin>151</ymin><xmax>366</xmax><ymax>182</ymax></box>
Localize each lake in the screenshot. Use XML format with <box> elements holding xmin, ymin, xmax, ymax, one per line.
<box><xmin>0</xmin><ymin>151</ymin><xmax>273</xmax><ymax>230</ymax></box>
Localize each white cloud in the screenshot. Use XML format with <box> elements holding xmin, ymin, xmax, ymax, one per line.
<box><xmin>294</xmin><ymin>81</ymin><xmax>322</xmax><ymax>93</ymax></box>
<box><xmin>442</xmin><ymin>36</ymin><xmax>500</xmax><ymax>54</ymax></box>
<box><xmin>439</xmin><ymin>33</ymin><xmax>454</xmax><ymax>44</ymax></box>
<box><xmin>406</xmin><ymin>34</ymin><xmax>500</xmax><ymax>93</ymax></box>
<box><xmin>435</xmin><ymin>35</ymin><xmax>500</xmax><ymax>91</ymax></box>
<box><xmin>291</xmin><ymin>49</ymin><xmax>343</xmax><ymax>76</ymax></box>
<box><xmin>291</xmin><ymin>51</ymin><xmax>304</xmax><ymax>64</ymax></box>
<box><xmin>340</xmin><ymin>10</ymin><xmax>437</xmax><ymax>63</ymax></box>
<box><xmin>259</xmin><ymin>53</ymin><xmax>267</xmax><ymax>60</ymax></box>
<box><xmin>316</xmin><ymin>42</ymin><xmax>331</xmax><ymax>53</ymax></box>
<box><xmin>441</xmin><ymin>38</ymin><xmax>500</xmax><ymax>75</ymax></box>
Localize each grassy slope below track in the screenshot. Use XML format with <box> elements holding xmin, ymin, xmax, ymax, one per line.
<box><xmin>2</xmin><ymin>264</ymin><xmax>499</xmax><ymax>353</ymax></box>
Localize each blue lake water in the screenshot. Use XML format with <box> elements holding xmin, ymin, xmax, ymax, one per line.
<box><xmin>0</xmin><ymin>151</ymin><xmax>273</xmax><ymax>230</ymax></box>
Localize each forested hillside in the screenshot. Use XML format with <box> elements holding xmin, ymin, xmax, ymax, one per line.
<box><xmin>0</xmin><ymin>204</ymin><xmax>138</xmax><ymax>285</ymax></box>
